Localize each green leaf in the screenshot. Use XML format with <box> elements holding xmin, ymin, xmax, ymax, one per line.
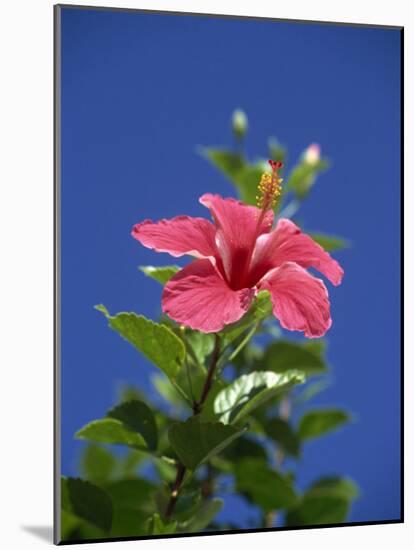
<box><xmin>185</xmin><ymin>330</ymin><xmax>215</xmax><ymax>365</ymax></box>
<box><xmin>96</xmin><ymin>306</ymin><xmax>185</xmax><ymax>383</ymax></box>
<box><xmin>107</xmin><ymin>400</ymin><xmax>158</xmax><ymax>451</ymax></box>
<box><xmin>110</xmin><ymin>509</ymin><xmax>151</xmax><ymax>537</ymax></box>
<box><xmin>200</xmin><ymin>147</ymin><xmax>268</xmax><ymax>205</ymax></box>
<box><xmin>211</xmin><ymin>434</ymin><xmax>268</xmax><ymax>473</ymax></box>
<box><xmin>172</xmin><ymin>490</ymin><xmax>203</xmax><ymax>522</ymax></box>
<box><xmin>298</xmin><ymin>409</ymin><xmax>350</xmax><ymax>440</ymax></box>
<box><xmin>303</xmin><ymin>339</ymin><xmax>327</xmax><ymax>357</ymax></box>
<box><xmin>146</xmin><ymin>513</ymin><xmax>177</xmax><ymax>535</ymax></box>
<box><xmin>286</xmin><ymin>475</ymin><xmax>358</xmax><ymax>527</ymax></box>
<box><xmin>62</xmin><ymin>477</ymin><xmax>113</xmax><ymax>533</ymax></box>
<box><xmin>179</xmin><ymin>498</ymin><xmax>224</xmax><ymax>532</ymax></box>
<box><xmin>214</xmin><ymin>370</ymin><xmax>305</xmax><ymax>424</ymax></box>
<box><xmin>261</xmin><ymin>340</ymin><xmax>327</xmax><ymax>377</ymax></box>
<box><xmin>105</xmin><ymin>478</ymin><xmax>156</xmax><ymax>511</ymax></box>
<box><xmin>306</xmin><ymin>476</ymin><xmax>359</xmax><ymax>501</ymax></box>
<box><xmin>105</xmin><ymin>478</ymin><xmax>157</xmax><ymax>537</ymax></box>
<box><xmin>222</xmin><ymin>435</ymin><xmax>267</xmax><ymax>462</ymax></box>
<box><xmin>286</xmin><ymin>496</ymin><xmax>349</xmax><ymax>526</ymax></box>
<box><xmin>309</xmin><ymin>233</ymin><xmax>350</xmax><ymax>252</ymax></box>
<box><xmin>234</xmin><ymin>163</ymin><xmax>266</xmax><ymax>205</ymax></box>
<box><xmin>139</xmin><ymin>265</ymin><xmax>180</xmax><ymax>285</ymax></box>
<box><xmin>117</xmin><ymin>384</ymin><xmax>147</xmax><ymax>404</ymax></box>
<box><xmin>168</xmin><ymin>417</ymin><xmax>246</xmax><ymax>470</ymax></box>
<box><xmin>61</xmin><ymin>477</ymin><xmax>71</xmax><ymax>511</ymax></box>
<box><xmin>235</xmin><ymin>459</ymin><xmax>298</xmax><ymax>512</ymax></box>
<box><xmin>200</xmin><ymin>148</ymin><xmax>244</xmax><ymax>181</ymax></box>
<box><xmin>61</xmin><ymin>509</ymin><xmax>81</xmax><ymax>540</ymax></box>
<box><xmin>79</xmin><ymin>444</ymin><xmax>116</xmax><ymax>484</ymax></box>
<box><xmin>264</xmin><ymin>418</ymin><xmax>301</xmax><ymax>458</ymax></box>
<box><xmin>75</xmin><ymin>418</ymin><xmax>147</xmax><ymax>450</ymax></box>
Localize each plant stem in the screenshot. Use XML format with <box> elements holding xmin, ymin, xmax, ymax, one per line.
<box><xmin>165</xmin><ymin>463</ymin><xmax>186</xmax><ymax>520</ymax></box>
<box><xmin>165</xmin><ymin>334</ymin><xmax>221</xmax><ymax>520</ymax></box>
<box><xmin>193</xmin><ymin>334</ymin><xmax>220</xmax><ymax>414</ymax></box>
<box><xmin>201</xmin><ymin>463</ymin><xmax>214</xmax><ymax>498</ymax></box>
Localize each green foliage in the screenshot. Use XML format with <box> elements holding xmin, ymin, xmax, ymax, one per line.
<box><xmin>76</xmin><ymin>418</ymin><xmax>148</xmax><ymax>450</ymax></box>
<box><xmin>260</xmin><ymin>340</ymin><xmax>327</xmax><ymax>376</ymax></box>
<box><xmin>80</xmin><ymin>444</ymin><xmax>117</xmax><ymax>484</ymax></box>
<box><xmin>309</xmin><ymin>233</ymin><xmax>350</xmax><ymax>252</ymax></box>
<box><xmin>200</xmin><ymin>147</ymin><xmax>266</xmax><ymax>205</ymax></box>
<box><xmin>306</xmin><ymin>476</ymin><xmax>359</xmax><ymax>500</ymax></box>
<box><xmin>139</xmin><ymin>265</ymin><xmax>180</xmax><ymax>284</ymax></box>
<box><xmin>105</xmin><ymin>478</ymin><xmax>156</xmax><ymax>510</ymax></box>
<box><xmin>235</xmin><ymin>459</ymin><xmax>298</xmax><ymax>512</ymax></box>
<box><xmin>107</xmin><ymin>479</ymin><xmax>156</xmax><ymax>537</ymax></box>
<box><xmin>146</xmin><ymin>514</ymin><xmax>177</xmax><ymax>535</ymax></box>
<box><xmin>201</xmin><ymin>148</ymin><xmax>243</xmax><ymax>181</ymax></box>
<box><xmin>286</xmin><ymin>476</ymin><xmax>359</xmax><ymax>526</ymax></box>
<box><xmin>168</xmin><ymin>417</ymin><xmax>246</xmax><ymax>470</ymax></box>
<box><xmin>299</xmin><ymin>409</ymin><xmax>350</xmax><ymax>440</ymax></box>
<box><xmin>61</xmin><ymin>510</ymin><xmax>83</xmax><ymax>540</ymax></box>
<box><xmin>62</xmin><ymin>477</ymin><xmax>113</xmax><ymax>533</ymax></box>
<box><xmin>155</xmin><ymin>486</ymin><xmax>202</xmax><ymax>522</ymax></box>
<box><xmin>179</xmin><ymin>498</ymin><xmax>224</xmax><ymax>532</ymax></box>
<box><xmin>286</xmin><ymin>495</ymin><xmax>349</xmax><ymax>526</ymax></box>
<box><xmin>107</xmin><ymin>400</ymin><xmax>158</xmax><ymax>451</ymax></box>
<box><xmin>220</xmin><ymin>435</ymin><xmax>267</xmax><ymax>464</ymax></box>
<box><xmin>286</xmin><ymin>157</ymin><xmax>329</xmax><ymax>199</ymax></box>
<box><xmin>214</xmin><ymin>370</ymin><xmax>305</xmax><ymax>424</ymax></box>
<box><xmin>96</xmin><ymin>305</ymin><xmax>185</xmax><ymax>383</ymax></box>
<box><xmin>264</xmin><ymin>418</ymin><xmax>301</xmax><ymax>458</ymax></box>
<box><xmin>185</xmin><ymin>330</ymin><xmax>215</xmax><ymax>365</ymax></box>
<box><xmin>76</xmin><ymin>399</ymin><xmax>158</xmax><ymax>452</ymax></box>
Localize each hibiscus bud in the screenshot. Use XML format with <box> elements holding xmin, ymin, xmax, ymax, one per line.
<box><xmin>303</xmin><ymin>143</ymin><xmax>321</xmax><ymax>165</ymax></box>
<box><xmin>232</xmin><ymin>109</ymin><xmax>248</xmax><ymax>140</ymax></box>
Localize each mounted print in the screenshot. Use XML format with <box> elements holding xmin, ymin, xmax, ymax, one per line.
<box><xmin>54</xmin><ymin>4</ymin><xmax>403</xmax><ymax>545</ymax></box>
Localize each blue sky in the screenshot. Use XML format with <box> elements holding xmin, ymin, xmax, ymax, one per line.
<box><xmin>60</xmin><ymin>7</ymin><xmax>401</xmax><ymax>526</ymax></box>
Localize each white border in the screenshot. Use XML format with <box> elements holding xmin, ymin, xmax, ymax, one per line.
<box><xmin>0</xmin><ymin>1</ymin><xmax>410</xmax><ymax>549</ymax></box>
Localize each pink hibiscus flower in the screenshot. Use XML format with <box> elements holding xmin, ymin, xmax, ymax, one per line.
<box><xmin>132</xmin><ymin>161</ymin><xmax>343</xmax><ymax>337</ymax></box>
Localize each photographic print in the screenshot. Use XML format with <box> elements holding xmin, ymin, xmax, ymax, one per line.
<box><xmin>54</xmin><ymin>5</ymin><xmax>403</xmax><ymax>544</ymax></box>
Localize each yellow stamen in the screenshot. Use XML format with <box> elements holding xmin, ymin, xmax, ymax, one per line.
<box><xmin>257</xmin><ymin>168</ymin><xmax>283</xmax><ymax>211</ymax></box>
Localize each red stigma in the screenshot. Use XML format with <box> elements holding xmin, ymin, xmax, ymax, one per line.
<box><xmin>268</xmin><ymin>159</ymin><xmax>283</xmax><ymax>171</ymax></box>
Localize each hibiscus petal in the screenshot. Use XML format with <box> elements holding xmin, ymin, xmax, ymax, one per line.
<box><xmin>162</xmin><ymin>259</ymin><xmax>255</xmax><ymax>333</ymax></box>
<box><xmin>131</xmin><ymin>216</ymin><xmax>218</xmax><ymax>259</ymax></box>
<box><xmin>258</xmin><ymin>262</ymin><xmax>332</xmax><ymax>338</ymax></box>
<box><xmin>200</xmin><ymin>193</ymin><xmax>273</xmax><ymax>287</ymax></box>
<box><xmin>250</xmin><ymin>218</ymin><xmax>344</xmax><ymax>286</ymax></box>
